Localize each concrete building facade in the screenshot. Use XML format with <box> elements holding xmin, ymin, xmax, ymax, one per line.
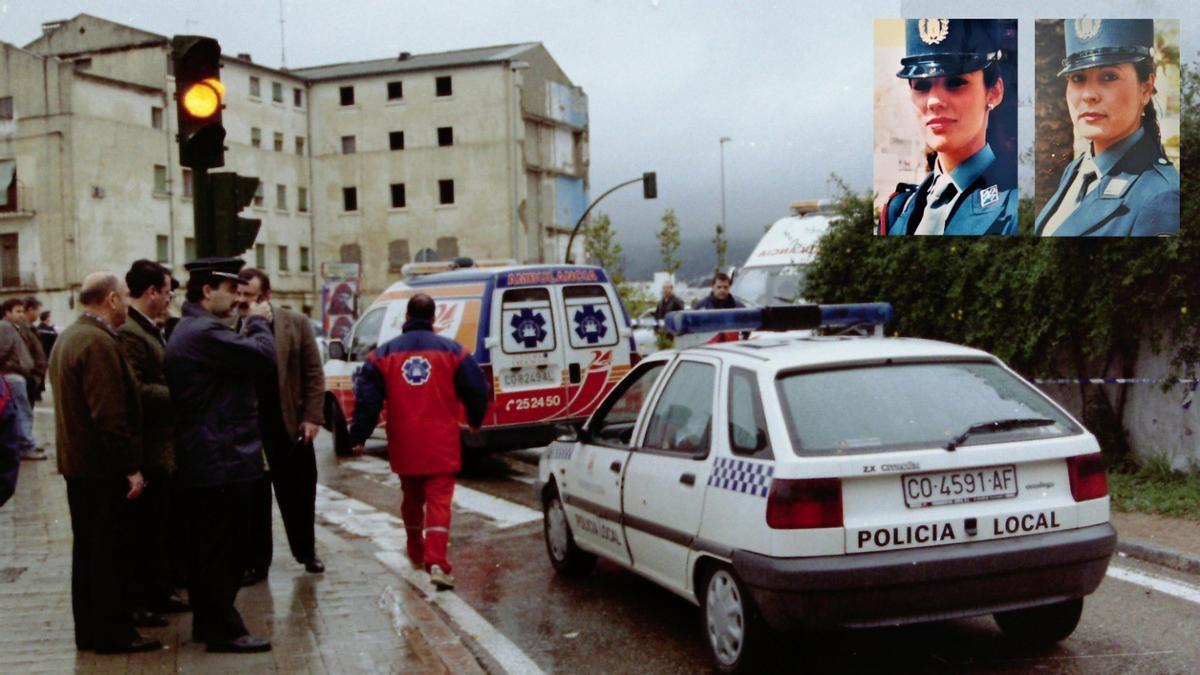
<box><xmin>0</xmin><ymin>13</ymin><xmax>588</xmax><ymax>318</ymax></box>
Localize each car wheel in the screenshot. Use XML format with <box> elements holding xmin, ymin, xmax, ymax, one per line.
<box><xmin>701</xmin><ymin>564</ymin><xmax>764</xmax><ymax>674</ymax></box>
<box><xmin>542</xmin><ymin>490</ymin><xmax>595</xmax><ymax>577</ymax></box>
<box><xmin>994</xmin><ymin>598</ymin><xmax>1084</xmax><ymax>645</ymax></box>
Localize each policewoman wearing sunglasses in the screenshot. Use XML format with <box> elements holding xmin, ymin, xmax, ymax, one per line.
<box><xmin>1035</xmin><ymin>19</ymin><xmax>1179</xmax><ymax>237</ymax></box>
<box><xmin>883</xmin><ymin>19</ymin><xmax>1017</xmax><ymax>236</ymax></box>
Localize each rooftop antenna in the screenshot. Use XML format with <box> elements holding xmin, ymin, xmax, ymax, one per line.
<box><xmin>279</xmin><ymin>0</ymin><xmax>287</xmax><ymax>68</ymax></box>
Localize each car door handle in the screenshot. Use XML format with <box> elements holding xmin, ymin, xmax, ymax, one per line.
<box><xmin>679</xmin><ymin>473</ymin><xmax>696</xmax><ymax>486</ymax></box>
<box><xmin>610</xmin><ymin>461</ymin><xmax>622</xmax><ymax>473</ymax></box>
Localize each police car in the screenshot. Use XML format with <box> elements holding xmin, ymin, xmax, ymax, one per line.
<box><xmin>536</xmin><ymin>304</ymin><xmax>1115</xmax><ymax>673</ymax></box>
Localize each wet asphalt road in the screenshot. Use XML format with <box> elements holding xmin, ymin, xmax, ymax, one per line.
<box><xmin>314</xmin><ymin>438</ymin><xmax>1200</xmax><ymax>674</ymax></box>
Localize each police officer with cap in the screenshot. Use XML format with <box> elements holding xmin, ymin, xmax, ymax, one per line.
<box><xmin>164</xmin><ymin>256</ymin><xmax>276</xmax><ymax>653</ymax></box>
<box><xmin>882</xmin><ymin>19</ymin><xmax>1018</xmax><ymax>236</ymax></box>
<box><xmin>1034</xmin><ymin>19</ymin><xmax>1178</xmax><ymax>236</ymax></box>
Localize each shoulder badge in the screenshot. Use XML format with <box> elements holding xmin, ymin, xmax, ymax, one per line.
<box><xmin>979</xmin><ymin>185</ymin><xmax>1000</xmax><ymax>208</ymax></box>
<box><xmin>918</xmin><ymin>19</ymin><xmax>949</xmax><ymax>45</ymax></box>
<box><xmin>1074</xmin><ymin>19</ymin><xmax>1102</xmax><ymax>41</ymax></box>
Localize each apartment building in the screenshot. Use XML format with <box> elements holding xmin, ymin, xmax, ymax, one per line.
<box><xmin>0</xmin><ymin>14</ymin><xmax>589</xmax><ymax>314</ymax></box>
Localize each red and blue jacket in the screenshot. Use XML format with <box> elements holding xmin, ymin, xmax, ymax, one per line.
<box><xmin>0</xmin><ymin>378</ymin><xmax>18</xmax><ymax>508</ymax></box>
<box><xmin>349</xmin><ymin>319</ymin><xmax>489</xmax><ymax>475</ymax></box>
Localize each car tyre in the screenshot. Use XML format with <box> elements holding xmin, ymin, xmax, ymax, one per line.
<box><xmin>701</xmin><ymin>563</ymin><xmax>765</xmax><ymax>674</ymax></box>
<box><xmin>993</xmin><ymin>597</ymin><xmax>1084</xmax><ymax>645</ymax></box>
<box><xmin>542</xmin><ymin>490</ymin><xmax>595</xmax><ymax>577</ymax></box>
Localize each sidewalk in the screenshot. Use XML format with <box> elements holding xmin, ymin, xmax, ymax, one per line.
<box><xmin>0</xmin><ymin>445</ymin><xmax>484</xmax><ymax>673</ymax></box>
<box><xmin>1111</xmin><ymin>510</ymin><xmax>1200</xmax><ymax>575</ymax></box>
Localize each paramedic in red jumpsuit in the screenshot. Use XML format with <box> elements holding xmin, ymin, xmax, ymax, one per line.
<box><xmin>348</xmin><ymin>293</ymin><xmax>489</xmax><ymax>590</ymax></box>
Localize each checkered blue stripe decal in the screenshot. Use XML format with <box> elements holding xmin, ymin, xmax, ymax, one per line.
<box><xmin>546</xmin><ymin>441</ymin><xmax>575</xmax><ymax>461</ymax></box>
<box><xmin>707</xmin><ymin>457</ymin><xmax>774</xmax><ymax>498</ymax></box>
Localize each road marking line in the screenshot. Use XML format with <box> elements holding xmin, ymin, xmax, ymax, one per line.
<box><xmin>339</xmin><ymin>457</ymin><xmax>541</xmax><ymax>529</ymax></box>
<box><xmin>1107</xmin><ymin>563</ymin><xmax>1200</xmax><ymax>605</ymax></box>
<box><xmin>316</xmin><ymin>484</ymin><xmax>545</xmax><ymax>675</ymax></box>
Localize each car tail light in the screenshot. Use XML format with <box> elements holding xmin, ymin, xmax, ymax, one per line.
<box><xmin>766</xmin><ymin>478</ymin><xmax>843</xmax><ymax>529</ymax></box>
<box><xmin>480</xmin><ymin>364</ymin><xmax>495</xmax><ymax>399</ymax></box>
<box><xmin>1067</xmin><ymin>453</ymin><xmax>1107</xmax><ymax>502</ymax></box>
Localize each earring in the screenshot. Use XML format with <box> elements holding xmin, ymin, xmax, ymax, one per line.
<box><xmin>986</xmin><ymin>104</ymin><xmax>994</xmax><ymax>111</ymax></box>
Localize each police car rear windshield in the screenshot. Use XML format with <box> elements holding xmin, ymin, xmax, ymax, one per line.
<box><xmin>775</xmin><ymin>361</ymin><xmax>1081</xmax><ymax>455</ymax></box>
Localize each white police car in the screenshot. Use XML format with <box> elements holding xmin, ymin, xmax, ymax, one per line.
<box><xmin>537</xmin><ymin>304</ymin><xmax>1115</xmax><ymax>673</ymax></box>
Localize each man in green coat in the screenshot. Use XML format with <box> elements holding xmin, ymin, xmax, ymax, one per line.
<box><xmin>50</xmin><ymin>272</ymin><xmax>159</xmax><ymax>654</ymax></box>
<box><xmin>118</xmin><ymin>260</ymin><xmax>189</xmax><ymax>618</ymax></box>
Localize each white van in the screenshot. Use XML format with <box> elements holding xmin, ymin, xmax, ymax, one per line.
<box><xmin>731</xmin><ymin>200</ymin><xmax>832</xmax><ymax>307</ymax></box>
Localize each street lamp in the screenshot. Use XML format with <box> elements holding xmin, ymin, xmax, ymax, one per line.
<box><xmin>719</xmin><ymin>136</ymin><xmax>731</xmax><ymax>243</ymax></box>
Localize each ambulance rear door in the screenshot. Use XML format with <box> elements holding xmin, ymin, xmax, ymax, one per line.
<box><xmin>489</xmin><ymin>286</ymin><xmax>569</xmax><ymax>425</ymax></box>
<box><xmin>558</xmin><ymin>283</ymin><xmax>632</xmax><ymax>421</ymax></box>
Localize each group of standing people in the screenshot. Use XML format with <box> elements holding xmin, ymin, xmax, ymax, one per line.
<box><xmin>44</xmin><ymin>256</ymin><xmax>325</xmax><ymax>654</ymax></box>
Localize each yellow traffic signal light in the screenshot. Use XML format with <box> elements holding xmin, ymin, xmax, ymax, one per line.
<box><xmin>182</xmin><ymin>78</ymin><xmax>224</xmax><ymax>118</ymax></box>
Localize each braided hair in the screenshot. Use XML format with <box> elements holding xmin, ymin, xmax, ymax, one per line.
<box><xmin>1133</xmin><ymin>58</ymin><xmax>1165</xmax><ymax>157</ymax></box>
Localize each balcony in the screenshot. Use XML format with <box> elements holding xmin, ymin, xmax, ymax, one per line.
<box><xmin>0</xmin><ymin>183</ymin><xmax>35</xmax><ymax>220</ymax></box>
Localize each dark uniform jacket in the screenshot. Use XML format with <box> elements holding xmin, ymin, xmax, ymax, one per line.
<box><xmin>117</xmin><ymin>307</ymin><xmax>174</xmax><ymax>474</ymax></box>
<box><xmin>0</xmin><ymin>379</ymin><xmax>19</xmax><ymax>507</ymax></box>
<box><xmin>883</xmin><ymin>144</ymin><xmax>1018</xmax><ymax>236</ymax></box>
<box><xmin>693</xmin><ymin>293</ymin><xmax>743</xmax><ymax>310</ymax></box>
<box><xmin>350</xmin><ymin>320</ymin><xmax>489</xmax><ymax>476</ymax></box>
<box><xmin>49</xmin><ymin>314</ymin><xmax>143</xmax><ymax>480</ymax></box>
<box><xmin>1034</xmin><ymin>129</ymin><xmax>1179</xmax><ymax>237</ymax></box>
<box><xmin>165</xmin><ymin>303</ymin><xmax>275</xmax><ymax>488</ymax></box>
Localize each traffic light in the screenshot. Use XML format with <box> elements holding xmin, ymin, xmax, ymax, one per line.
<box><xmin>172</xmin><ymin>36</ymin><xmax>225</xmax><ymax>169</ymax></box>
<box><xmin>642</xmin><ymin>171</ymin><xmax>657</xmax><ymax>199</ymax></box>
<box><xmin>210</xmin><ymin>173</ymin><xmax>261</xmax><ymax>256</ymax></box>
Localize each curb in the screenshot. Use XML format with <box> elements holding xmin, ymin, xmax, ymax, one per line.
<box><xmin>1116</xmin><ymin>536</ymin><xmax>1200</xmax><ymax>576</ymax></box>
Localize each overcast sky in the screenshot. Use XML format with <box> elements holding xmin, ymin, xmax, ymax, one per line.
<box><xmin>2</xmin><ymin>0</ymin><xmax>1197</xmax><ymax>256</ymax></box>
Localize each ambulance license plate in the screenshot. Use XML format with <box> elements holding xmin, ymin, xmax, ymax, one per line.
<box><xmin>902</xmin><ymin>465</ymin><xmax>1017</xmax><ymax>508</ymax></box>
<box><xmin>503</xmin><ymin>368</ymin><xmax>558</xmax><ymax>387</ymax></box>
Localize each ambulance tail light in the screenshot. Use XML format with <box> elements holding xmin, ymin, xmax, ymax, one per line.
<box><xmin>766</xmin><ymin>478</ymin><xmax>843</xmax><ymax>529</ymax></box>
<box><xmin>1067</xmin><ymin>453</ymin><xmax>1107</xmax><ymax>502</ymax></box>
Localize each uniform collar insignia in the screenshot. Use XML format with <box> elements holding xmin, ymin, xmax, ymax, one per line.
<box><xmin>1103</xmin><ymin>177</ymin><xmax>1130</xmax><ymax>197</ymax></box>
<box><xmin>980</xmin><ymin>185</ymin><xmax>1000</xmax><ymax>207</ymax></box>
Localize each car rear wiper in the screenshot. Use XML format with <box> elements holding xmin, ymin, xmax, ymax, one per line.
<box><xmin>945</xmin><ymin>418</ymin><xmax>1057</xmax><ymax>452</ymax></box>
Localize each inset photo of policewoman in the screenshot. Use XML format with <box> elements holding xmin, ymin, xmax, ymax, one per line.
<box><xmin>875</xmin><ymin>19</ymin><xmax>1018</xmax><ymax>236</ymax></box>
<box><xmin>1034</xmin><ymin>19</ymin><xmax>1180</xmax><ymax>237</ymax></box>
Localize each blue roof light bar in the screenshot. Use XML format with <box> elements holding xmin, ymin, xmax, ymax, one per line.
<box><xmin>664</xmin><ymin>303</ymin><xmax>893</xmax><ymax>336</ymax></box>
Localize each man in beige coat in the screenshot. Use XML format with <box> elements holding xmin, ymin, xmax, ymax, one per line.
<box><xmin>236</xmin><ymin>268</ymin><xmax>326</xmax><ymax>583</ymax></box>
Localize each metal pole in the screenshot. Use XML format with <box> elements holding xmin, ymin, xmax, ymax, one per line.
<box><xmin>719</xmin><ymin>136</ymin><xmax>730</xmax><ymax>243</ymax></box>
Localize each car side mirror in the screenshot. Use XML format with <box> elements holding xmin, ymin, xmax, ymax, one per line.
<box><xmin>327</xmin><ymin>339</ymin><xmax>347</xmax><ymax>361</ymax></box>
<box><xmin>554</xmin><ymin>422</ymin><xmax>581</xmax><ymax>442</ymax></box>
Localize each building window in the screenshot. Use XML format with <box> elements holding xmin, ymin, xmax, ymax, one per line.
<box><xmin>299</xmin><ymin>246</ymin><xmax>311</xmax><ymax>272</ymax></box>
<box><xmin>251</xmin><ymin>127</ymin><xmax>262</xmax><ymax>148</ymax></box>
<box><xmin>182</xmin><ymin>168</ymin><xmax>193</xmax><ymax>198</ymax></box>
<box><xmin>340</xmin><ymin>243</ymin><xmax>362</xmax><ymax>264</ymax></box>
<box><xmin>436</xmin><ymin>237</ymin><xmax>459</xmax><ymax>260</ymax></box>
<box><xmin>151</xmin><ymin>106</ymin><xmax>163</xmax><ymax>130</ymax></box>
<box><xmin>253</xmin><ymin>181</ymin><xmax>264</xmax><ymax>207</ymax></box>
<box><xmin>293</xmin><ymin>87</ymin><xmax>303</xmax><ymax>107</ymax></box>
<box><xmin>389</xmin><ymin>131</ymin><xmax>404</xmax><ymax>151</ymax></box>
<box><xmin>390</xmin><ymin>183</ymin><xmax>406</xmax><ymax>208</ymax></box>
<box><xmin>185</xmin><ymin>237</ymin><xmax>196</xmax><ymax>262</ymax></box>
<box><xmin>437</xmin><ymin>126</ymin><xmax>453</xmax><ymax>147</ymax></box>
<box><xmin>255</xmin><ymin>243</ymin><xmax>265</xmax><ymax>268</ymax></box>
<box><xmin>438</xmin><ymin>179</ymin><xmax>454</xmax><ymax>205</ymax></box>
<box><xmin>249</xmin><ymin>76</ymin><xmax>261</xmax><ymax>98</ymax></box>
<box><xmin>341</xmin><ymin>136</ymin><xmax>356</xmax><ymax>154</ymax></box>
<box><xmin>298</xmin><ymin>187</ymin><xmax>308</xmax><ymax>213</ymax></box>
<box><xmin>0</xmin><ymin>97</ymin><xmax>13</xmax><ymax>120</ymax></box>
<box><xmin>387</xmin><ymin>81</ymin><xmax>403</xmax><ymax>100</ymax></box>
<box><xmin>388</xmin><ymin>239</ymin><xmax>410</xmax><ymax>272</ymax></box>
<box><xmin>273</xmin><ymin>132</ymin><xmax>284</xmax><ymax>152</ymax></box>
<box><xmin>295</xmin><ymin>136</ymin><xmax>305</xmax><ymax>156</ymax></box>
<box><xmin>153</xmin><ymin>165</ymin><xmax>168</xmax><ymax>195</ymax></box>
<box><xmin>343</xmin><ymin>187</ymin><xmax>358</xmax><ymax>212</ymax></box>
<box><xmin>156</xmin><ymin>235</ymin><xmax>169</xmax><ymax>264</ymax></box>
<box><xmin>0</xmin><ymin>234</ymin><xmax>16</xmax><ymax>287</ymax></box>
<box><xmin>272</xmin><ymin>81</ymin><xmax>283</xmax><ymax>103</ymax></box>
<box><xmin>339</xmin><ymin>86</ymin><xmax>355</xmax><ymax>106</ymax></box>
<box><xmin>276</xmin><ymin>184</ymin><xmax>287</xmax><ymax>211</ymax></box>
<box><xmin>278</xmin><ymin>245</ymin><xmax>289</xmax><ymax>271</ymax></box>
<box><xmin>435</xmin><ymin>76</ymin><xmax>452</xmax><ymax>97</ymax></box>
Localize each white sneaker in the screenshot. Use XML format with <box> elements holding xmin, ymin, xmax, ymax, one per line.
<box><xmin>429</xmin><ymin>565</ymin><xmax>455</xmax><ymax>591</ymax></box>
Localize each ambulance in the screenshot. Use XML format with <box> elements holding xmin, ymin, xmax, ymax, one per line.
<box><xmin>323</xmin><ymin>263</ymin><xmax>638</xmax><ymax>455</ymax></box>
<box><xmin>730</xmin><ymin>200</ymin><xmax>832</xmax><ymax>307</ymax></box>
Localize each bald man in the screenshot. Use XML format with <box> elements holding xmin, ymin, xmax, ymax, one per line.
<box><xmin>49</xmin><ymin>273</ymin><xmax>159</xmax><ymax>653</ymax></box>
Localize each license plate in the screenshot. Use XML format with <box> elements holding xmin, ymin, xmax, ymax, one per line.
<box><xmin>902</xmin><ymin>465</ymin><xmax>1017</xmax><ymax>508</ymax></box>
<box><xmin>502</xmin><ymin>368</ymin><xmax>558</xmax><ymax>387</ymax></box>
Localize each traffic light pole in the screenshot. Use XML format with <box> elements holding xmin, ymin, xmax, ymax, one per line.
<box><xmin>192</xmin><ymin>167</ymin><xmax>216</xmax><ymax>259</ymax></box>
<box><xmin>564</xmin><ymin>172</ymin><xmax>656</xmax><ymax>264</ymax></box>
